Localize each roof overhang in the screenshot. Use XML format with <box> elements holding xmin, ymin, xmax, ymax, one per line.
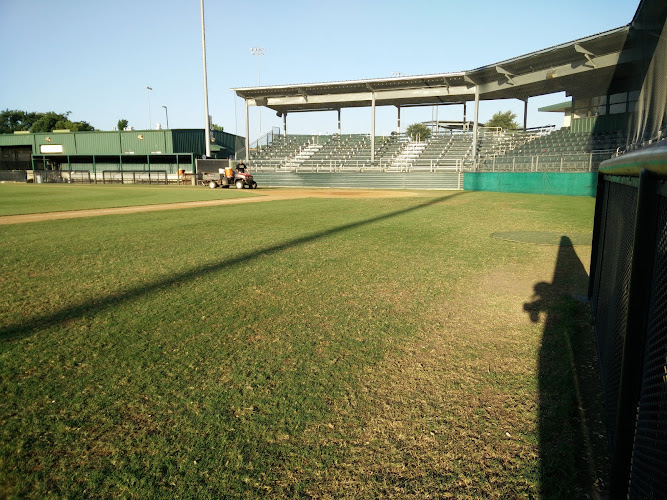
<box><xmin>233</xmin><ymin>25</ymin><xmax>633</xmax><ymax>115</ymax></box>
<box><xmin>538</xmin><ymin>101</ymin><xmax>573</xmax><ymax>113</ymax></box>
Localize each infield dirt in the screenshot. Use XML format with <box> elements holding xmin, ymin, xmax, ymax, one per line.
<box><xmin>0</xmin><ymin>188</ymin><xmax>421</xmax><ymax>225</ymax></box>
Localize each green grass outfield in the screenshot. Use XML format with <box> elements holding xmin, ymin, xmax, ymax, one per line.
<box><xmin>0</xmin><ymin>183</ymin><xmax>258</xmax><ymax>216</ymax></box>
<box><xmin>0</xmin><ymin>189</ymin><xmax>609</xmax><ymax>498</ymax></box>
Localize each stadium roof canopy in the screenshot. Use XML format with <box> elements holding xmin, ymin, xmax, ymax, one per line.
<box><xmin>232</xmin><ymin>25</ymin><xmax>634</xmax><ymax>115</ymax></box>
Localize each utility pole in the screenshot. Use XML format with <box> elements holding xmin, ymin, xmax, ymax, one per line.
<box><xmin>200</xmin><ymin>0</ymin><xmax>211</xmax><ymax>158</ymax></box>
<box><xmin>250</xmin><ymin>47</ymin><xmax>265</xmax><ymax>142</ymax></box>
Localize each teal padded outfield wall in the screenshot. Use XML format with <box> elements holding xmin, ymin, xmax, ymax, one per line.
<box><xmin>464</xmin><ymin>172</ymin><xmax>597</xmax><ymax>196</ymax></box>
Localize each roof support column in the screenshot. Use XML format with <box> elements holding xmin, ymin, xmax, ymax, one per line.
<box><xmin>337</xmin><ymin>108</ymin><xmax>342</xmax><ymax>135</ymax></box>
<box><xmin>523</xmin><ymin>99</ymin><xmax>528</xmax><ymax>130</ymax></box>
<box><xmin>396</xmin><ymin>105</ymin><xmax>401</xmax><ymax>134</ymax></box>
<box><xmin>245</xmin><ymin>99</ymin><xmax>250</xmax><ymax>161</ymax></box>
<box><xmin>472</xmin><ymin>86</ymin><xmax>480</xmax><ymax>169</ymax></box>
<box><xmin>283</xmin><ymin>112</ymin><xmax>287</xmax><ymax>136</ymax></box>
<box><xmin>463</xmin><ymin>102</ymin><xmax>467</xmax><ymax>130</ymax></box>
<box><xmin>371</xmin><ymin>92</ymin><xmax>376</xmax><ymax>162</ymax></box>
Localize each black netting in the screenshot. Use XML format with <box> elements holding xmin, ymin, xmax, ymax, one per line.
<box><xmin>593</xmin><ymin>179</ymin><xmax>638</xmax><ymax>448</ymax></box>
<box><xmin>0</xmin><ymin>170</ymin><xmax>27</xmax><ymax>182</ymax></box>
<box><xmin>629</xmin><ymin>193</ymin><xmax>667</xmax><ymax>496</ymax></box>
<box><xmin>591</xmin><ymin>180</ymin><xmax>611</xmax><ymax>313</ymax></box>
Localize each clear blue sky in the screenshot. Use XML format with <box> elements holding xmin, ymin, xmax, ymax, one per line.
<box><xmin>0</xmin><ymin>0</ymin><xmax>638</xmax><ymax>141</ymax></box>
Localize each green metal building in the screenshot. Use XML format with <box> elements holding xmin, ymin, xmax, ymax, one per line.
<box><xmin>0</xmin><ymin>128</ymin><xmax>244</xmax><ymax>174</ymax></box>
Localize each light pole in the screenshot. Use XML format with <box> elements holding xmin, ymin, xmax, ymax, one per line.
<box><xmin>146</xmin><ymin>86</ymin><xmax>152</xmax><ymax>130</ymax></box>
<box><xmin>162</xmin><ymin>105</ymin><xmax>169</xmax><ymax>129</ymax></box>
<box><xmin>200</xmin><ymin>0</ymin><xmax>211</xmax><ymax>158</ymax></box>
<box><xmin>250</xmin><ymin>47</ymin><xmax>265</xmax><ymax>142</ymax></box>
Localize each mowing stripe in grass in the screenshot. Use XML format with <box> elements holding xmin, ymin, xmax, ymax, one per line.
<box><xmin>0</xmin><ymin>193</ymin><xmax>464</xmax><ymax>341</ymax></box>
<box><xmin>0</xmin><ymin>184</ymin><xmax>258</xmax><ymax>216</ymax></box>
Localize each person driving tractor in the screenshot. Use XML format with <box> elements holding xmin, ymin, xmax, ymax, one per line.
<box><xmin>236</xmin><ymin>161</ymin><xmax>247</xmax><ymax>173</ymax></box>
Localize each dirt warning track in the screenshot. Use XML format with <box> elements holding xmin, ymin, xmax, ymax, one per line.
<box><xmin>0</xmin><ymin>188</ymin><xmax>422</xmax><ymax>225</ymax></box>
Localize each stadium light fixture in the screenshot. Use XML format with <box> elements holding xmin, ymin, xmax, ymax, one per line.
<box><xmin>250</xmin><ymin>47</ymin><xmax>266</xmax><ymax>141</ymax></box>
<box><xmin>146</xmin><ymin>86</ymin><xmax>152</xmax><ymax>130</ymax></box>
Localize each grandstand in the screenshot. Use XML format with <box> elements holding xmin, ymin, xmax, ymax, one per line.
<box><xmin>244</xmin><ymin>126</ymin><xmax>625</xmax><ymax>175</ymax></box>
<box><xmin>233</xmin><ymin>0</ymin><xmax>665</xmax><ymax>192</ymax></box>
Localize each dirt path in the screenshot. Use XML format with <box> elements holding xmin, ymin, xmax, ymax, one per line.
<box><xmin>0</xmin><ymin>188</ymin><xmax>422</xmax><ymax>225</ymax></box>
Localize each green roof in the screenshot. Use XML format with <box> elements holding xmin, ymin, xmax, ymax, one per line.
<box><xmin>538</xmin><ymin>100</ymin><xmax>572</xmax><ymax>113</ymax></box>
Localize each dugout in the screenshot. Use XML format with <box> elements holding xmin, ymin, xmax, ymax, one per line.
<box><xmin>0</xmin><ymin>128</ymin><xmax>245</xmax><ymax>183</ymax></box>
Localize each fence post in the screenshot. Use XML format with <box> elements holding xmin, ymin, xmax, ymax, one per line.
<box><xmin>588</xmin><ymin>171</ymin><xmax>607</xmax><ymax>302</ymax></box>
<box><xmin>608</xmin><ymin>168</ymin><xmax>659</xmax><ymax>499</ymax></box>
<box><xmin>589</xmin><ymin>152</ymin><xmax>593</xmax><ymax>172</ymax></box>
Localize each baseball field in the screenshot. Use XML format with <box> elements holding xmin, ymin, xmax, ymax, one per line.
<box><xmin>0</xmin><ymin>184</ymin><xmax>608</xmax><ymax>498</ymax></box>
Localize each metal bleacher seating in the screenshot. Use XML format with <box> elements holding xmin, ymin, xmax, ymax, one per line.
<box><xmin>248</xmin><ymin>126</ymin><xmax>629</xmax><ymax>173</ymax></box>
<box><xmin>478</xmin><ymin>127</ymin><xmax>627</xmax><ymax>172</ymax></box>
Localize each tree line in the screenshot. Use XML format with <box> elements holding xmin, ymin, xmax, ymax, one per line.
<box><xmin>0</xmin><ymin>110</ymin><xmax>95</xmax><ymax>134</ymax></box>
<box><xmin>1</xmin><ymin>110</ymin><xmax>224</xmax><ymax>134</ymax></box>
<box><xmin>405</xmin><ymin>111</ymin><xmax>520</xmax><ymax>140</ymax></box>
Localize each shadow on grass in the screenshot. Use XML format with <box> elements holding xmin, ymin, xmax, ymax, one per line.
<box><xmin>1</xmin><ymin>192</ymin><xmax>465</xmax><ymax>341</ymax></box>
<box><xmin>524</xmin><ymin>237</ymin><xmax>610</xmax><ymax>499</ymax></box>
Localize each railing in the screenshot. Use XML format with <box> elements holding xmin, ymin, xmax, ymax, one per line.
<box><xmin>523</xmin><ymin>124</ymin><xmax>557</xmax><ymax>135</ymax></box>
<box><xmin>235</xmin><ymin>126</ymin><xmax>281</xmax><ymax>159</ymax></box>
<box><xmin>102</xmin><ymin>170</ymin><xmax>168</xmax><ymax>185</ymax></box>
<box><xmin>476</xmin><ymin>150</ymin><xmax>618</xmax><ymax>172</ymax></box>
<box><xmin>248</xmin><ymin>157</ymin><xmax>464</xmax><ymax>173</ymax></box>
<box><xmin>245</xmin><ymin>146</ymin><xmax>616</xmax><ymax>174</ymax></box>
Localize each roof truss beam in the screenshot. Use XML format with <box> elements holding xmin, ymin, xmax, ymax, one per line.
<box><xmin>479</xmin><ymin>49</ymin><xmax>626</xmax><ymax>95</ymax></box>
<box><xmin>574</xmin><ymin>43</ymin><xmax>598</xmax><ymax>68</ymax></box>
<box><xmin>244</xmin><ymin>84</ymin><xmax>472</xmax><ymax>108</ymax></box>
